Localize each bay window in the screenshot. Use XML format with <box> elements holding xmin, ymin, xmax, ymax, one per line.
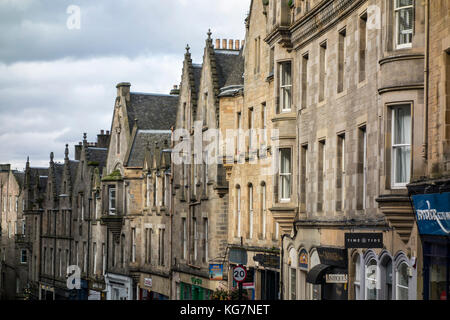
<box><xmin>391</xmin><ymin>105</ymin><xmax>411</xmax><ymax>188</ymax></box>
<box><xmin>108</xmin><ymin>186</ymin><xmax>116</xmax><ymax>215</ymax></box>
<box><xmin>279</xmin><ymin>62</ymin><xmax>292</xmax><ymax>112</ymax></box>
<box><xmin>279</xmin><ymin>148</ymin><xmax>292</xmax><ymax>202</ymax></box>
<box><xmin>395</xmin><ymin>0</ymin><xmax>413</xmax><ymax>49</ymax></box>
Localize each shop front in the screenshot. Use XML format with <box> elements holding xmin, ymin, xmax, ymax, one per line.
<box><xmin>138</xmin><ymin>274</ymin><xmax>170</xmax><ymax>300</ymax></box>
<box><xmin>88</xmin><ymin>280</ymin><xmax>106</xmax><ymax>300</ymax></box>
<box><xmin>105</xmin><ymin>273</ymin><xmax>133</xmax><ymax>300</ymax></box>
<box><xmin>306</xmin><ymin>247</ymin><xmax>348</xmax><ymax>300</ymax></box>
<box><xmin>411</xmin><ymin>192</ymin><xmax>450</xmax><ymax>300</ymax></box>
<box><xmin>177</xmin><ymin>273</ymin><xmax>221</xmax><ymax>300</ymax></box>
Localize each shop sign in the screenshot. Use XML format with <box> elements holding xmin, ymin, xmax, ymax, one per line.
<box><xmin>317</xmin><ymin>247</ymin><xmax>348</xmax><ymax>268</ymax></box>
<box><xmin>253</xmin><ymin>254</ymin><xmax>280</xmax><ymax>269</ymax></box>
<box><xmin>209</xmin><ymin>264</ymin><xmax>224</xmax><ymax>281</ymax></box>
<box><xmin>412</xmin><ymin>193</ymin><xmax>450</xmax><ymax>236</ymax></box>
<box><xmin>325</xmin><ymin>274</ymin><xmax>348</xmax><ymax>284</ymax></box>
<box><xmin>191</xmin><ymin>277</ymin><xmax>202</xmax><ymax>285</ymax></box>
<box><xmin>345</xmin><ymin>233</ymin><xmax>383</xmax><ymax>249</ymax></box>
<box><xmin>144</xmin><ymin>278</ymin><xmax>152</xmax><ymax>288</ymax></box>
<box><xmin>299</xmin><ymin>249</ymin><xmax>309</xmax><ymax>270</ymax></box>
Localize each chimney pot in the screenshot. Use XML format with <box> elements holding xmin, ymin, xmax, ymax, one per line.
<box><xmin>106</xmin><ymin>131</ymin><xmax>110</xmax><ymax>135</ymax></box>
<box><xmin>235</xmin><ymin>40</ymin><xmax>240</xmax><ymax>50</ymax></box>
<box><xmin>229</xmin><ymin>39</ymin><xmax>233</xmax><ymax>49</ymax></box>
<box><xmin>222</xmin><ymin>39</ymin><xmax>227</xmax><ymax>49</ymax></box>
<box><xmin>215</xmin><ymin>39</ymin><xmax>220</xmax><ymax>49</ymax></box>
<box><xmin>101</xmin><ymin>130</ymin><xmax>104</xmax><ymax>135</ymax></box>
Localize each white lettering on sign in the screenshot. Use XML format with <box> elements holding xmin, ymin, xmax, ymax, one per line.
<box><xmin>325</xmin><ymin>274</ymin><xmax>348</xmax><ymax>284</ymax></box>
<box><xmin>416</xmin><ymin>201</ymin><xmax>450</xmax><ymax>234</ymax></box>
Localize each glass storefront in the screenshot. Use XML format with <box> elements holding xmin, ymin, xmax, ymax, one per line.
<box><xmin>423</xmin><ymin>238</ymin><xmax>449</xmax><ymax>300</ymax></box>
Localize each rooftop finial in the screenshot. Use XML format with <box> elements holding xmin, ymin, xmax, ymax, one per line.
<box><xmin>50</xmin><ymin>152</ymin><xmax>54</xmax><ymax>163</ymax></box>
<box><xmin>186</xmin><ymin>44</ymin><xmax>190</xmax><ymax>53</ymax></box>
<box><xmin>207</xmin><ymin>29</ymin><xmax>212</xmax><ymax>39</ymax></box>
<box><xmin>65</xmin><ymin>144</ymin><xmax>69</xmax><ymax>160</ymax></box>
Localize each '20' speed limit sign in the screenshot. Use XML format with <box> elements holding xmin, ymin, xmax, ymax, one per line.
<box><xmin>233</xmin><ymin>265</ymin><xmax>247</xmax><ymax>283</ymax></box>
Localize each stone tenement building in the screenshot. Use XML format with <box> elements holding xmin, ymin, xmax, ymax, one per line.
<box><xmin>1</xmin><ymin>0</ymin><xmax>449</xmax><ymax>301</ymax></box>
<box><xmin>0</xmin><ymin>164</ymin><xmax>25</xmax><ymax>300</ymax></box>
<box><xmin>171</xmin><ymin>31</ymin><xmax>244</xmax><ymax>300</ymax></box>
<box><xmin>280</xmin><ymin>0</ymin><xmax>424</xmax><ymax>300</ymax></box>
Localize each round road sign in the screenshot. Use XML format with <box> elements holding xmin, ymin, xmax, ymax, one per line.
<box><xmin>233</xmin><ymin>265</ymin><xmax>247</xmax><ymax>283</ymax></box>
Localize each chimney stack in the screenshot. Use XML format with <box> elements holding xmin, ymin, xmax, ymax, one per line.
<box><xmin>170</xmin><ymin>85</ymin><xmax>180</xmax><ymax>95</ymax></box>
<box><xmin>116</xmin><ymin>82</ymin><xmax>131</xmax><ymax>102</ymax></box>
<box><xmin>215</xmin><ymin>39</ymin><xmax>220</xmax><ymax>49</ymax></box>
<box><xmin>75</xmin><ymin>142</ymin><xmax>82</xmax><ymax>161</ymax></box>
<box><xmin>229</xmin><ymin>39</ymin><xmax>234</xmax><ymax>50</ymax></box>
<box><xmin>97</xmin><ymin>130</ymin><xmax>110</xmax><ymax>149</ymax></box>
<box><xmin>222</xmin><ymin>39</ymin><xmax>227</xmax><ymax>49</ymax></box>
<box><xmin>235</xmin><ymin>40</ymin><xmax>240</xmax><ymax>50</ymax></box>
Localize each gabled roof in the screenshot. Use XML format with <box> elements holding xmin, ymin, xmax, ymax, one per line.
<box><xmin>127</xmin><ymin>130</ymin><xmax>171</xmax><ymax>168</ymax></box>
<box><xmin>126</xmin><ymin>93</ymin><xmax>179</xmax><ymax>134</ymax></box>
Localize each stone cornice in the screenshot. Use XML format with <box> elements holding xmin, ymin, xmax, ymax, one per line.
<box><xmin>379</xmin><ymin>54</ymin><xmax>425</xmax><ymax>66</ymax></box>
<box><xmin>378</xmin><ymin>84</ymin><xmax>424</xmax><ymax>95</ymax></box>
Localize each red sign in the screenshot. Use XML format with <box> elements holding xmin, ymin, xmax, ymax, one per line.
<box><xmin>233</xmin><ymin>265</ymin><xmax>247</xmax><ymax>283</ymax></box>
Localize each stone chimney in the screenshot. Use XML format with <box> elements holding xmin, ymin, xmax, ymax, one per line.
<box><xmin>97</xmin><ymin>130</ymin><xmax>110</xmax><ymax>149</ymax></box>
<box><xmin>222</xmin><ymin>39</ymin><xmax>227</xmax><ymax>49</ymax></box>
<box><xmin>75</xmin><ymin>142</ymin><xmax>82</xmax><ymax>161</ymax></box>
<box><xmin>170</xmin><ymin>85</ymin><xmax>180</xmax><ymax>95</ymax></box>
<box><xmin>116</xmin><ymin>82</ymin><xmax>131</xmax><ymax>102</ymax></box>
<box><xmin>215</xmin><ymin>39</ymin><xmax>220</xmax><ymax>49</ymax></box>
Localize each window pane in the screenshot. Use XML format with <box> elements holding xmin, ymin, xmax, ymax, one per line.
<box><xmin>397</xmin><ymin>0</ymin><xmax>413</xmax><ymax>7</ymax></box>
<box><xmin>393</xmin><ymin>106</ymin><xmax>411</xmax><ymax>145</ymax></box>
<box><xmin>280</xmin><ymin>149</ymin><xmax>291</xmax><ymax>174</ymax></box>
<box><xmin>366</xmin><ymin>260</ymin><xmax>377</xmax><ymax>300</ymax></box>
<box><xmin>394</xmin><ymin>146</ymin><xmax>411</xmax><ymax>184</ymax></box>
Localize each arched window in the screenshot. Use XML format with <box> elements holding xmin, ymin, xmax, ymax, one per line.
<box><xmin>396</xmin><ymin>262</ymin><xmax>409</xmax><ymax>300</ymax></box>
<box><xmin>365</xmin><ymin>259</ymin><xmax>377</xmax><ymax>300</ymax></box>
<box><xmin>353</xmin><ymin>254</ymin><xmax>361</xmax><ymax>300</ymax></box>
<box><xmin>310</xmin><ymin>250</ymin><xmax>321</xmax><ymax>300</ymax></box>
<box><xmin>379</xmin><ymin>254</ymin><xmax>393</xmax><ymax>300</ymax></box>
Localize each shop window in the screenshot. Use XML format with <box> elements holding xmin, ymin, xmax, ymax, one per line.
<box><xmin>354</xmin><ymin>255</ymin><xmax>361</xmax><ymax>300</ymax></box>
<box><xmin>396</xmin><ymin>262</ymin><xmax>409</xmax><ymax>300</ymax></box>
<box><xmin>365</xmin><ymin>259</ymin><xmax>377</xmax><ymax>300</ymax></box>
<box><xmin>395</xmin><ymin>0</ymin><xmax>413</xmax><ymax>49</ymax></box>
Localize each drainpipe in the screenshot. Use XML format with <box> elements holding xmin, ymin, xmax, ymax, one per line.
<box><xmin>423</xmin><ymin>0</ymin><xmax>430</xmax><ymax>162</ymax></box>
<box><xmin>280</xmin><ymin>234</ymin><xmax>287</xmax><ymax>301</ymax></box>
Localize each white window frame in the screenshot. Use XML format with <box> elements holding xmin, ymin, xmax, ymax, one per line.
<box><xmin>204</xmin><ymin>219</ymin><xmax>209</xmax><ymax>262</ymax></box>
<box><xmin>237</xmin><ymin>187</ymin><xmax>241</xmax><ymax>238</ymax></box>
<box><xmin>262</xmin><ymin>184</ymin><xmax>267</xmax><ymax>239</ymax></box>
<box><xmin>182</xmin><ymin>218</ymin><xmax>187</xmax><ymax>260</ymax></box>
<box><xmin>279</xmin><ymin>148</ymin><xmax>292</xmax><ymax>202</ymax></box>
<box><xmin>396</xmin><ymin>262</ymin><xmax>410</xmax><ymax>300</ymax></box>
<box><xmin>249</xmin><ymin>185</ymin><xmax>253</xmax><ymax>239</ymax></box>
<box><xmin>109</xmin><ymin>187</ymin><xmax>116</xmax><ymax>215</ymax></box>
<box><xmin>279</xmin><ymin>62</ymin><xmax>292</xmax><ymax>112</ymax></box>
<box><xmin>93</xmin><ymin>243</ymin><xmax>97</xmax><ymax>275</ymax></box>
<box><xmin>20</xmin><ymin>249</ymin><xmax>27</xmax><ymax>264</ymax></box>
<box><xmin>391</xmin><ymin>105</ymin><xmax>412</xmax><ymax>189</ymax></box>
<box><xmin>394</xmin><ymin>0</ymin><xmax>413</xmax><ymax>49</ymax></box>
<box><xmin>193</xmin><ymin>218</ymin><xmax>198</xmax><ymax>261</ymax></box>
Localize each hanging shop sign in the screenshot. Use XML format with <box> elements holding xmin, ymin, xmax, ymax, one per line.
<box><xmin>325</xmin><ymin>274</ymin><xmax>348</xmax><ymax>284</ymax></box>
<box><xmin>317</xmin><ymin>247</ymin><xmax>348</xmax><ymax>268</ymax></box>
<box><xmin>412</xmin><ymin>193</ymin><xmax>450</xmax><ymax>236</ymax></box>
<box><xmin>299</xmin><ymin>249</ymin><xmax>309</xmax><ymax>270</ymax></box>
<box><xmin>345</xmin><ymin>233</ymin><xmax>384</xmax><ymax>249</ymax></box>
<box><xmin>253</xmin><ymin>254</ymin><xmax>280</xmax><ymax>269</ymax></box>
<box><xmin>209</xmin><ymin>264</ymin><xmax>224</xmax><ymax>281</ymax></box>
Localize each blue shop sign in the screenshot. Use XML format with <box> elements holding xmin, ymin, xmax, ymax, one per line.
<box><xmin>412</xmin><ymin>192</ymin><xmax>450</xmax><ymax>236</ymax></box>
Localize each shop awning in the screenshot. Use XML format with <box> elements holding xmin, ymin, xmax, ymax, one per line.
<box><xmin>306</xmin><ymin>264</ymin><xmax>332</xmax><ymax>285</ymax></box>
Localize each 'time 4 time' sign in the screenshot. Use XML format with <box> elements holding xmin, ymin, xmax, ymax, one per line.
<box><xmin>345</xmin><ymin>233</ymin><xmax>383</xmax><ymax>249</ymax></box>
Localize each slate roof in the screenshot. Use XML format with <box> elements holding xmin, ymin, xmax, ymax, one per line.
<box><xmin>29</xmin><ymin>167</ymin><xmax>49</xmax><ymax>193</ymax></box>
<box><xmin>86</xmin><ymin>147</ymin><xmax>108</xmax><ymax>170</ymax></box>
<box><xmin>193</xmin><ymin>65</ymin><xmax>202</xmax><ymax>96</ymax></box>
<box><xmin>127</xmin><ymin>130</ymin><xmax>171</xmax><ymax>167</ymax></box>
<box><xmin>126</xmin><ymin>93</ymin><xmax>179</xmax><ymax>134</ymax></box>
<box><xmin>12</xmin><ymin>171</ymin><xmax>25</xmax><ymax>189</ymax></box>
<box><xmin>215</xmin><ymin>50</ymin><xmax>244</xmax><ymax>89</ymax></box>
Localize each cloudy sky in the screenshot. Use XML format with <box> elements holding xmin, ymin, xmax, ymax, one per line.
<box><xmin>0</xmin><ymin>0</ymin><xmax>250</xmax><ymax>170</ymax></box>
